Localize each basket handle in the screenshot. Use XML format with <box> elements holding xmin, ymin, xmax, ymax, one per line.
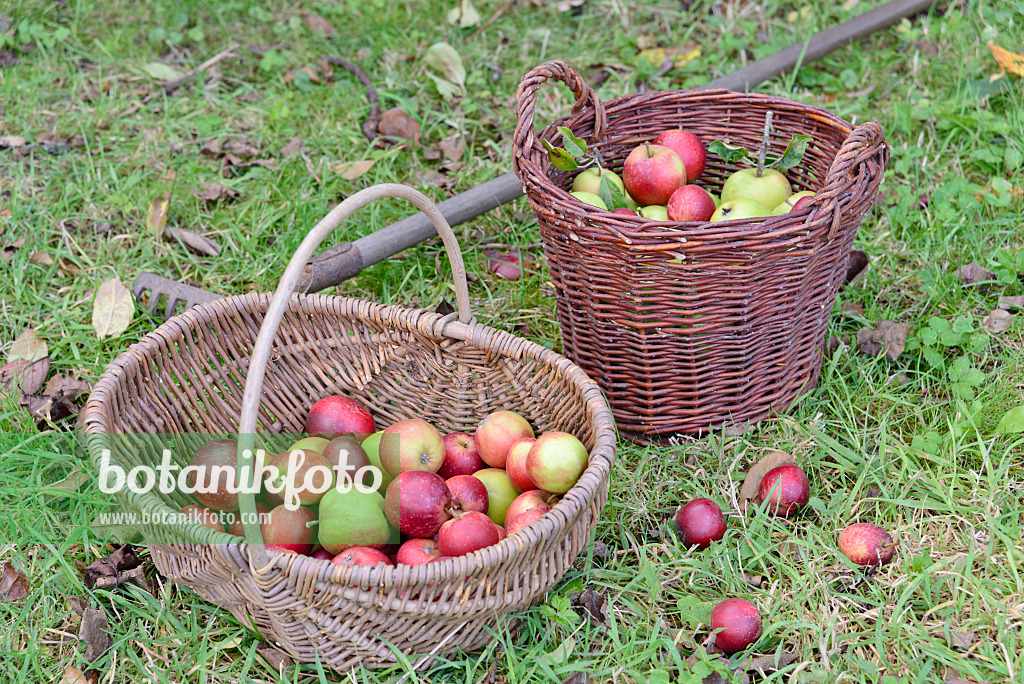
<box><xmin>235</xmin><ymin>184</ymin><xmax>472</xmax><ymax>563</ymax></box>
<box><xmin>512</xmin><ymin>60</ymin><xmax>608</xmax><ymax>179</ymax></box>
<box><xmin>815</xmin><ymin>121</ymin><xmax>888</xmax><ymax>238</ymax></box>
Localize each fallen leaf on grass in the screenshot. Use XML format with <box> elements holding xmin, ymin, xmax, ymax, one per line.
<box><xmin>913</xmin><ymin>41</ymin><xmax>940</xmax><ymax>57</ymax></box>
<box><xmin>2</xmin><ymin>237</ymin><xmax>24</xmax><ymax>261</ymax></box>
<box><xmin>284</xmin><ymin>65</ymin><xmax>321</xmax><ymax>85</ymax></box>
<box><xmin>61</xmin><ymin>666</ymin><xmax>88</xmax><ymax>684</ymax></box>
<box><xmin>10</xmin><ymin>327</ymin><xmax>48</xmax><ymax>363</ymax></box>
<box><xmin>997</xmin><ymin>295</ymin><xmax>1024</xmax><ymax>310</ymax></box>
<box><xmin>983</xmin><ymin>309</ymin><xmax>1012</xmax><ymax>333</ymax></box>
<box><xmin>569</xmin><ymin>587</ymin><xmax>607</xmax><ymax>624</ymax></box>
<box><xmin>997</xmin><ymin>406</ymin><xmax>1024</xmax><ymax>434</ymax></box>
<box><xmin>959</xmin><ymin>263</ymin><xmax>995</xmax><ymax>286</ymax></box>
<box><xmin>378</xmin><ymin>107</ymin><xmax>421</xmax><ymax>145</ymax></box>
<box><xmin>92</xmin><ymin>276</ymin><xmax>134</xmax><ymax>340</ymax></box>
<box><xmin>279</xmin><ymin>136</ymin><xmax>303</xmax><ymax>158</ymax></box>
<box><xmin>195</xmin><ymin>182</ymin><xmax>238</xmax><ymax>203</ymax></box>
<box><xmin>435</xmin><ymin>298</ymin><xmax>455</xmax><ymax>316</ymax></box>
<box><xmin>81</xmin><ymin>545</ymin><xmax>145</xmax><ymax>591</ymax></box>
<box><xmin>844</xmin><ymin>249</ymin><xmax>869</xmax><ymax>285</ymax></box>
<box><xmin>29</xmin><ymin>251</ymin><xmax>55</xmax><ymax>266</ymax></box>
<box><xmin>200</xmin><ymin>139</ymin><xmax>222</xmax><ymax>156</ymax></box>
<box><xmin>740</xmin><ymin>451</ymin><xmax>795</xmax><ymax>510</ymax></box>
<box><xmin>826</xmin><ymin>335</ymin><xmax>851</xmax><ymax>359</ymax></box>
<box><xmin>949</xmin><ymin>629</ymin><xmax>975</xmax><ymax>650</ymax></box>
<box><xmin>636</xmin><ymin>43</ymin><xmax>701</xmax><ymax>71</ymax></box>
<box><xmin>225</xmin><ymin>139</ymin><xmax>259</xmax><ymax>158</ymax></box>
<box><xmin>302</xmin><ymin>11</ymin><xmax>336</xmax><ymax>36</ymax></box>
<box><xmin>257</xmin><ymin>643</ymin><xmax>294</xmax><ymax>671</ymax></box>
<box><xmin>740</xmin><ymin>651</ymin><xmax>799</xmax><ymax>673</ymax></box>
<box><xmin>0</xmin><ymin>135</ymin><xmax>28</xmax><ymax>148</ymax></box>
<box><xmin>0</xmin><ymin>562</ymin><xmax>29</xmax><ymax>602</ymax></box>
<box><xmin>987</xmin><ymin>40</ymin><xmax>1024</xmax><ymax>77</ymax></box>
<box><xmin>0</xmin><ymin>357</ymin><xmax>50</xmax><ymax>395</ymax></box>
<box><xmin>561</xmin><ymin>673</ymin><xmax>589</xmax><ymax>684</ymax></box>
<box><xmin>146</xmin><ymin>192</ymin><xmax>171</xmax><ymax>237</ymax></box>
<box><xmin>446</xmin><ymin>0</ymin><xmax>481</xmax><ymax>28</ymax></box>
<box><xmin>424</xmin><ymin>42</ymin><xmax>466</xmax><ymax>100</ymax></box>
<box><xmin>43</xmin><ymin>373</ymin><xmax>91</xmax><ymax>401</ymax></box>
<box><xmin>59</xmin><ymin>257</ymin><xmax>83</xmax><ymax>277</ymax></box>
<box><xmin>411</xmin><ymin>169</ymin><xmax>455</xmax><ymax>190</ymax></box>
<box><xmin>840</xmin><ymin>301</ymin><xmax>864</xmax><ymax>317</ymax></box>
<box><xmin>42</xmin><ymin>466</ymin><xmax>90</xmax><ymax>500</ymax></box>
<box><xmin>143</xmin><ymin>61</ymin><xmax>183</xmax><ymax>81</ymax></box>
<box><xmin>164</xmin><ymin>226</ymin><xmax>221</xmax><ymax>256</ymax></box>
<box><xmin>332</xmin><ymin>147</ymin><xmax>400</xmax><ymax>180</ymax></box>
<box><xmin>79</xmin><ymin>607</ymin><xmax>112</xmax><ymax>662</ymax></box>
<box><xmin>438</xmin><ymin>135</ymin><xmax>465</xmax><ymax>161</ymax></box>
<box><xmin>857</xmin><ymin>320</ymin><xmax>910</xmax><ymax>361</ymax></box>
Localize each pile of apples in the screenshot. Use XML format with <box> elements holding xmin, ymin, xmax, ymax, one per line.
<box><xmin>672</xmin><ymin>461</ymin><xmax>897</xmax><ymax>655</ymax></box>
<box><xmin>178</xmin><ymin>395</ymin><xmax>590</xmax><ymax>570</ymax></box>
<box><xmin>568</xmin><ymin>128</ymin><xmax>813</xmax><ymax>222</ymax></box>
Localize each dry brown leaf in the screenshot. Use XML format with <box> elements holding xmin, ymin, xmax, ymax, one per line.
<box><xmin>857</xmin><ymin>320</ymin><xmax>910</xmax><ymax>361</ymax></box>
<box><xmin>0</xmin><ymin>562</ymin><xmax>29</xmax><ymax>602</ymax></box>
<box><xmin>411</xmin><ymin>169</ymin><xmax>454</xmax><ymax>189</ymax></box>
<box><xmin>79</xmin><ymin>607</ymin><xmax>112</xmax><ymax>662</ymax></box>
<box><xmin>636</xmin><ymin>42</ymin><xmax>701</xmax><ymax>70</ymax></box>
<box><xmin>0</xmin><ymin>357</ymin><xmax>50</xmax><ymax>395</ymax></box>
<box><xmin>146</xmin><ymin>191</ymin><xmax>171</xmax><ymax>237</ymax></box>
<box><xmin>988</xmin><ymin>40</ymin><xmax>1024</xmax><ymax>77</ymax></box>
<box><xmin>983</xmin><ymin>309</ymin><xmax>1012</xmax><ymax>333</ymax></box>
<box><xmin>741</xmin><ymin>651</ymin><xmax>799</xmax><ymax>673</ymax></box>
<box><xmin>2</xmin><ymin>237</ymin><xmax>24</xmax><ymax>262</ymax></box>
<box><xmin>81</xmin><ymin>545</ymin><xmax>145</xmax><ymax>591</ymax></box>
<box><xmin>423</xmin><ymin>147</ymin><xmax>442</xmax><ymax>161</ymax></box>
<box><xmin>740</xmin><ymin>451</ymin><xmax>795</xmax><ymax>509</ymax></box>
<box><xmin>302</xmin><ymin>11</ymin><xmax>336</xmax><ymax>36</ymax></box>
<box><xmin>44</xmin><ymin>373</ymin><xmax>92</xmax><ymax>400</ymax></box>
<box><xmin>561</xmin><ymin>673</ymin><xmax>589</xmax><ymax>684</ymax></box>
<box><xmin>59</xmin><ymin>257</ymin><xmax>84</xmax><ymax>277</ymax></box>
<box><xmin>164</xmin><ymin>226</ymin><xmax>221</xmax><ymax>256</ymax></box>
<box><xmin>200</xmin><ymin>139</ymin><xmax>222</xmax><ymax>156</ymax></box>
<box><xmin>279</xmin><ymin>136</ymin><xmax>303</xmax><ymax>158</ymax></box>
<box><xmin>42</xmin><ymin>466</ymin><xmax>90</xmax><ymax>500</ymax></box>
<box><xmin>91</xmin><ymin>276</ymin><xmax>134</xmax><ymax>340</ymax></box>
<box><xmin>378</xmin><ymin>107</ymin><xmax>421</xmax><ymax>145</ymax></box>
<box><xmin>61</xmin><ymin>666</ymin><xmax>88</xmax><ymax>684</ymax></box>
<box><xmin>10</xmin><ymin>328</ymin><xmax>48</xmax><ymax>363</ymax></box>
<box><xmin>949</xmin><ymin>630</ymin><xmax>976</xmax><ymax>651</ymax></box>
<box><xmin>29</xmin><ymin>251</ymin><xmax>54</xmax><ymax>266</ymax></box>
<box><xmin>257</xmin><ymin>643</ymin><xmax>294</xmax><ymax>671</ymax></box>
<box><xmin>332</xmin><ymin>159</ymin><xmax>376</xmax><ymax>180</ymax></box>
<box><xmin>195</xmin><ymin>182</ymin><xmax>239</xmax><ymax>203</ymax></box>
<box><xmin>845</xmin><ymin>249</ymin><xmax>869</xmax><ymax>285</ymax></box>
<box><xmin>997</xmin><ymin>295</ymin><xmax>1024</xmax><ymax>310</ymax></box>
<box><xmin>959</xmin><ymin>263</ymin><xmax>995</xmax><ymax>286</ymax></box>
<box><xmin>0</xmin><ymin>135</ymin><xmax>28</xmax><ymax>148</ymax></box>
<box><xmin>438</xmin><ymin>135</ymin><xmax>465</xmax><ymax>161</ymax></box>
<box><xmin>840</xmin><ymin>301</ymin><xmax>864</xmax><ymax>317</ymax></box>
<box><xmin>225</xmin><ymin>139</ymin><xmax>259</xmax><ymax>158</ymax></box>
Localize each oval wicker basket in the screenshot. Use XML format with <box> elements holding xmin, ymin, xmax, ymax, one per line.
<box><xmin>513</xmin><ymin>61</ymin><xmax>889</xmax><ymax>441</ymax></box>
<box><xmin>81</xmin><ymin>184</ymin><xmax>616</xmax><ymax>672</ymax></box>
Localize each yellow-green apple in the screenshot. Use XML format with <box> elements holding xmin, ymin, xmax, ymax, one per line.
<box><xmin>721</xmin><ymin>168</ymin><xmax>791</xmax><ymax>211</ymax></box>
<box><xmin>622</xmin><ymin>143</ymin><xmax>686</xmax><ymax>206</ymax></box>
<box><xmin>525</xmin><ymin>432</ymin><xmax>588</xmax><ymax>494</ymax></box>
<box><xmin>770</xmin><ymin>190</ymin><xmax>815</xmax><ymax>215</ymax></box>
<box><xmin>380</xmin><ymin>418</ymin><xmax>445</xmax><ymax>475</ymax></box>
<box><xmin>287</xmin><ymin>436</ymin><xmax>330</xmax><ymax>453</ymax></box>
<box><xmin>317</xmin><ymin>488</ymin><xmax>392</xmax><ymax>554</ymax></box>
<box><xmin>396</xmin><ymin>537</ymin><xmax>443</xmax><ymax>566</ymax></box>
<box><xmin>505</xmin><ymin>438</ymin><xmax>537</xmax><ymax>492</ymax></box>
<box><xmin>571</xmin><ymin>167</ymin><xmax>625</xmax><ymax>196</ymax></box>
<box><xmin>445</xmin><ymin>474</ymin><xmax>489</xmax><ymax>515</ymax></box>
<box><xmin>186</xmin><ymin>438</ymin><xmax>240</xmax><ymax>512</ymax></box>
<box><xmin>437</xmin><ymin>432</ymin><xmax>484</xmax><ymax>478</ymax></box>
<box><xmin>261</xmin><ymin>504</ymin><xmax>316</xmax><ymax>554</ymax></box>
<box><xmin>383</xmin><ymin>470</ymin><xmax>451</xmax><ymax>538</ymax></box>
<box><xmin>179</xmin><ymin>504</ymin><xmax>225</xmax><ymax>532</ymax></box>
<box><xmin>504</xmin><ymin>489</ymin><xmax>558</xmax><ymax>527</ymax></box>
<box><xmin>639</xmin><ymin>205</ymin><xmax>668</xmax><ymax>221</ymax></box>
<box><xmin>709</xmin><ymin>192</ymin><xmax>720</xmax><ymax>208</ymax></box>
<box><xmin>667</xmin><ymin>185</ymin><xmax>716</xmax><ymax>222</ymax></box>
<box><xmin>361</xmin><ymin>430</ymin><xmax>393</xmax><ymax>492</ymax></box>
<box><xmin>506</xmin><ymin>508</ymin><xmax>546</xmax><ymax>536</ymax></box>
<box><xmin>305</xmin><ymin>395</ymin><xmax>375</xmax><ymax>441</ymax></box>
<box><xmin>475</xmin><ymin>410</ymin><xmax>534</xmax><ymax>468</ymax></box>
<box><xmin>265</xmin><ymin>449</ymin><xmax>334</xmax><ymax>506</ymax></box>
<box><xmin>570</xmin><ymin>190</ymin><xmax>607</xmax><ymax>210</ymax></box>
<box><xmin>710</xmin><ymin>198</ymin><xmax>772</xmax><ymax>222</ymax></box>
<box><xmin>653</xmin><ymin>129</ymin><xmax>706</xmax><ymax>183</ymax></box>
<box><xmin>472</xmin><ymin>468</ymin><xmax>519</xmax><ymax>526</ymax></box>
<box><xmin>438</xmin><ymin>510</ymin><xmax>500</xmax><ymax>556</ymax></box>
<box><xmin>330</xmin><ymin>546</ymin><xmax>393</xmax><ymax>568</ymax></box>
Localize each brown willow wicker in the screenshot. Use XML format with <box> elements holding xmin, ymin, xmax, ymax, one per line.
<box><xmin>81</xmin><ymin>184</ymin><xmax>616</xmax><ymax>673</ymax></box>
<box><xmin>513</xmin><ymin>61</ymin><xmax>889</xmax><ymax>441</ymax></box>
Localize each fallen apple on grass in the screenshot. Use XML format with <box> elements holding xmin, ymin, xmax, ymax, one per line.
<box><xmin>674</xmin><ymin>498</ymin><xmax>726</xmax><ymax>549</ymax></box>
<box><xmin>838</xmin><ymin>523</ymin><xmax>896</xmax><ymax>567</ymax></box>
<box><xmin>384</xmin><ymin>470</ymin><xmax>451</xmax><ymax>538</ymax></box>
<box><xmin>305</xmin><ymin>395</ymin><xmax>375</xmax><ymax>441</ymax></box>
<box><xmin>525</xmin><ymin>431</ymin><xmax>588</xmax><ymax>495</ymax></box>
<box><xmin>757</xmin><ymin>464</ymin><xmax>810</xmax><ymax>517</ymax></box>
<box><xmin>438</xmin><ymin>511</ymin><xmax>501</xmax><ymax>556</ymax></box>
<box><xmin>710</xmin><ymin>598</ymin><xmax>762</xmax><ymax>654</ymax></box>
<box><xmin>476</xmin><ymin>410</ymin><xmax>535</xmax><ymax>469</ymax></box>
<box><xmin>380</xmin><ymin>418</ymin><xmax>445</xmax><ymax>475</ymax></box>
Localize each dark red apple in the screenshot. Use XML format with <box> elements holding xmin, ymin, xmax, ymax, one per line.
<box><xmin>186</xmin><ymin>438</ymin><xmax>240</xmax><ymax>512</ymax></box>
<box><xmin>611</xmin><ymin>207</ymin><xmax>638</xmax><ymax>216</ymax></box>
<box><xmin>506</xmin><ymin>508</ymin><xmax>545</xmax><ymax>536</ymax></box>
<box><xmin>622</xmin><ymin>143</ymin><xmax>687</xmax><ymax>206</ymax></box>
<box><xmin>674</xmin><ymin>498</ymin><xmax>727</xmax><ymax>549</ymax></box>
<box><xmin>757</xmin><ymin>464</ymin><xmax>810</xmax><ymax>517</ymax></box>
<box><xmin>445</xmin><ymin>475</ymin><xmax>489</xmax><ymax>515</ymax></box>
<box><xmin>475</xmin><ymin>410</ymin><xmax>534</xmax><ymax>469</ymax></box>
<box><xmin>306</xmin><ymin>395</ymin><xmax>375</xmax><ymax>441</ymax></box>
<box><xmin>710</xmin><ymin>598</ymin><xmax>762</xmax><ymax>654</ymax></box>
<box><xmin>396</xmin><ymin>537</ymin><xmax>443</xmax><ymax>566</ymax></box>
<box><xmin>383</xmin><ymin>470</ymin><xmax>451</xmax><ymax>538</ymax></box>
<box><xmin>504</xmin><ymin>489</ymin><xmax>557</xmax><ymax>528</ymax></box>
<box><xmin>653</xmin><ymin>129</ymin><xmax>706</xmax><ymax>183</ymax></box>
<box><xmin>331</xmin><ymin>546</ymin><xmax>393</xmax><ymax>568</ymax></box>
<box><xmin>437</xmin><ymin>432</ymin><xmax>484</xmax><ymax>479</ymax></box>
<box><xmin>228</xmin><ymin>502</ymin><xmax>272</xmax><ymax>537</ymax></box>
<box><xmin>310</xmin><ymin>548</ymin><xmax>334</xmax><ymax>561</ymax></box>
<box><xmin>179</xmin><ymin>504</ymin><xmax>225</xmax><ymax>532</ymax></box>
<box><xmin>505</xmin><ymin>438</ymin><xmax>537</xmax><ymax>493</ymax></box>
<box><xmin>322</xmin><ymin>435</ymin><xmax>371</xmax><ymax>485</ymax></box>
<box><xmin>438</xmin><ymin>511</ymin><xmax>500</xmax><ymax>556</ymax></box>
<box><xmin>666</xmin><ymin>185</ymin><xmax>716</xmax><ymax>222</ymax></box>
<box><xmin>838</xmin><ymin>523</ymin><xmax>897</xmax><ymax>567</ymax></box>
<box><xmin>791</xmin><ymin>194</ymin><xmax>814</xmax><ymax>212</ymax></box>
<box><xmin>261</xmin><ymin>504</ymin><xmax>317</xmax><ymax>554</ymax></box>
<box><xmin>265</xmin><ymin>449</ymin><xmax>335</xmax><ymax>506</ymax></box>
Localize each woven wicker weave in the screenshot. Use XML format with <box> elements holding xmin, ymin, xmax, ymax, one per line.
<box><xmin>81</xmin><ymin>185</ymin><xmax>616</xmax><ymax>672</ymax></box>
<box><xmin>513</xmin><ymin>61</ymin><xmax>889</xmax><ymax>441</ymax></box>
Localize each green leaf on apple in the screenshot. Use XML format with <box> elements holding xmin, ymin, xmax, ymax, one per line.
<box><xmin>557</xmin><ymin>126</ymin><xmax>588</xmax><ymax>158</ymax></box>
<box><xmin>597</xmin><ymin>173</ymin><xmax>629</xmax><ymax>210</ymax></box>
<box><xmin>543</xmin><ymin>139</ymin><xmax>579</xmax><ymax>171</ymax></box>
<box><xmin>772</xmin><ymin>134</ymin><xmax>813</xmax><ymax>172</ymax></box>
<box><xmin>708</xmin><ymin>140</ymin><xmax>751</xmax><ymax>165</ymax></box>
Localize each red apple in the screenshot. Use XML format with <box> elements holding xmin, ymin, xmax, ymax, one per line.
<box><xmin>310</xmin><ymin>548</ymin><xmax>334</xmax><ymax>561</ymax></box>
<box><xmin>674</xmin><ymin>498</ymin><xmax>726</xmax><ymax>549</ymax></box>
<box><xmin>505</xmin><ymin>438</ymin><xmax>537</xmax><ymax>492</ymax></box>
<box><xmin>445</xmin><ymin>475</ymin><xmax>489</xmax><ymax>515</ymax></box>
<box><xmin>383</xmin><ymin>470</ymin><xmax>451</xmax><ymax>538</ymax></box>
<box><xmin>666</xmin><ymin>185</ymin><xmax>716</xmax><ymax>222</ymax></box>
<box><xmin>710</xmin><ymin>598</ymin><xmax>762</xmax><ymax>654</ymax></box>
<box><xmin>265</xmin><ymin>449</ymin><xmax>334</xmax><ymax>506</ymax></box>
<box><xmin>757</xmin><ymin>464</ymin><xmax>810</xmax><ymax>517</ymax></box>
<box><xmin>494</xmin><ymin>524</ymin><xmax>506</xmax><ymax>541</ymax></box>
<box><xmin>506</xmin><ymin>508</ymin><xmax>546</xmax><ymax>536</ymax></box>
<box><xmin>622</xmin><ymin>143</ymin><xmax>686</xmax><ymax>206</ymax></box>
<box><xmin>396</xmin><ymin>537</ymin><xmax>443</xmax><ymax>566</ymax></box>
<box><xmin>186</xmin><ymin>439</ymin><xmax>241</xmax><ymax>512</ymax></box>
<box><xmin>179</xmin><ymin>504</ymin><xmax>225</xmax><ymax>532</ymax></box>
<box><xmin>261</xmin><ymin>504</ymin><xmax>317</xmax><ymax>555</ymax></box>
<box><xmin>263</xmin><ymin>544</ymin><xmax>299</xmax><ymax>555</ymax></box>
<box><xmin>322</xmin><ymin>435</ymin><xmax>371</xmax><ymax>486</ymax></box>
<box><xmin>228</xmin><ymin>502</ymin><xmax>271</xmax><ymax>537</ymax></box>
<box><xmin>611</xmin><ymin>207</ymin><xmax>638</xmax><ymax>216</ymax></box>
<box><xmin>791</xmin><ymin>194</ymin><xmax>814</xmax><ymax>212</ymax></box>
<box><xmin>504</xmin><ymin>489</ymin><xmax>558</xmax><ymax>528</ymax></box>
<box><xmin>475</xmin><ymin>410</ymin><xmax>535</xmax><ymax>468</ymax></box>
<box><xmin>525</xmin><ymin>432</ymin><xmax>589</xmax><ymax>495</ymax></box>
<box><xmin>331</xmin><ymin>546</ymin><xmax>393</xmax><ymax>568</ymax></box>
<box><xmin>306</xmin><ymin>395</ymin><xmax>375</xmax><ymax>441</ymax></box>
<box><xmin>838</xmin><ymin>523</ymin><xmax>897</xmax><ymax>567</ymax></box>
<box><xmin>379</xmin><ymin>418</ymin><xmax>445</xmax><ymax>475</ymax></box>
<box><xmin>653</xmin><ymin>129</ymin><xmax>706</xmax><ymax>183</ymax></box>
<box><xmin>438</xmin><ymin>511</ymin><xmax>500</xmax><ymax>556</ymax></box>
<box><xmin>437</xmin><ymin>432</ymin><xmax>484</xmax><ymax>479</ymax></box>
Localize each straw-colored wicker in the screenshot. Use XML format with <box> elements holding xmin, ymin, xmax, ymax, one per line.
<box><xmin>81</xmin><ymin>184</ymin><xmax>616</xmax><ymax>672</ymax></box>
<box><xmin>513</xmin><ymin>61</ymin><xmax>889</xmax><ymax>441</ymax></box>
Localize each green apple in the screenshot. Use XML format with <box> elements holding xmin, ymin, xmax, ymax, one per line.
<box><xmin>287</xmin><ymin>436</ymin><xmax>330</xmax><ymax>453</ymax></box>
<box><xmin>721</xmin><ymin>168</ymin><xmax>791</xmax><ymax>211</ymax></box>
<box><xmin>708</xmin><ymin>192</ymin><xmax>720</xmax><ymax>209</ymax></box>
<box><xmin>624</xmin><ymin>193</ymin><xmax>640</xmax><ymax>211</ymax></box>
<box><xmin>639</xmin><ymin>205</ymin><xmax>668</xmax><ymax>221</ymax></box>
<box><xmin>770</xmin><ymin>190</ymin><xmax>816</xmax><ymax>215</ymax></box>
<box><xmin>361</xmin><ymin>430</ymin><xmax>394</xmax><ymax>492</ymax></box>
<box><xmin>571</xmin><ymin>167</ymin><xmax>625</xmax><ymax>196</ymax></box>
<box><xmin>317</xmin><ymin>488</ymin><xmax>393</xmax><ymax>554</ymax></box>
<box><xmin>570</xmin><ymin>191</ymin><xmax>608</xmax><ymax>210</ymax></box>
<box><xmin>473</xmin><ymin>468</ymin><xmax>519</xmax><ymax>526</ymax></box>
<box><xmin>710</xmin><ymin>198</ymin><xmax>772</xmax><ymax>222</ymax></box>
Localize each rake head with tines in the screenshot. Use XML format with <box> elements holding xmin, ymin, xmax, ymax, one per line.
<box><xmin>132</xmin><ymin>272</ymin><xmax>225</xmax><ymax>320</ymax></box>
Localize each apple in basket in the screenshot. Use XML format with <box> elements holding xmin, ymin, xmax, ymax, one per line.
<box><xmin>438</xmin><ymin>511</ymin><xmax>501</xmax><ymax>556</ymax></box>
<box><xmin>383</xmin><ymin>470</ymin><xmax>452</xmax><ymax>538</ymax></box>
<box><xmin>322</xmin><ymin>435</ymin><xmax>372</xmax><ymax>486</ymax></box>
<box><xmin>179</xmin><ymin>504</ymin><xmax>225</xmax><ymax>532</ymax></box>
<box><xmin>361</xmin><ymin>430</ymin><xmax>394</xmax><ymax>492</ymax></box>
<box><xmin>571</xmin><ymin>167</ymin><xmax>626</xmax><ymax>197</ymax></box>
<box><xmin>769</xmin><ymin>190</ymin><xmax>816</xmax><ymax>215</ymax></box>
<box><xmin>437</xmin><ymin>432</ymin><xmax>484</xmax><ymax>479</ymax></box>
<box><xmin>305</xmin><ymin>395</ymin><xmax>375</xmax><ymax>441</ymax></box>
<box><xmin>476</xmin><ymin>410</ymin><xmax>535</xmax><ymax>469</ymax></box>
<box><xmin>331</xmin><ymin>546</ymin><xmax>393</xmax><ymax>568</ymax></box>
<box><xmin>721</xmin><ymin>167</ymin><xmax>791</xmax><ymax>214</ymax></box>
<box><xmin>638</xmin><ymin>205</ymin><xmax>669</xmax><ymax>221</ymax></box>
<box><xmin>260</xmin><ymin>504</ymin><xmax>317</xmax><ymax>555</ymax></box>
<box><xmin>379</xmin><ymin>418</ymin><xmax>445</xmax><ymax>475</ymax></box>
<box><xmin>317</xmin><ymin>488</ymin><xmax>394</xmax><ymax>554</ymax></box>
<box><xmin>396</xmin><ymin>538</ymin><xmax>444</xmax><ymax>566</ymax></box>
<box><xmin>653</xmin><ymin>129</ymin><xmax>707</xmax><ymax>183</ymax></box>
<box><xmin>186</xmin><ymin>438</ymin><xmax>241</xmax><ymax>512</ymax></box>
<box><xmin>525</xmin><ymin>432</ymin><xmax>588</xmax><ymax>495</ymax></box>
<box><xmin>709</xmin><ymin>198</ymin><xmax>772</xmax><ymax>223</ymax></box>
<box><xmin>264</xmin><ymin>449</ymin><xmax>334</xmax><ymax>506</ymax></box>
<box><xmin>504</xmin><ymin>489</ymin><xmax>558</xmax><ymax>528</ymax></box>
<box><xmin>622</xmin><ymin>143</ymin><xmax>687</xmax><ymax>206</ymax></box>
<box><xmin>570</xmin><ymin>190</ymin><xmax>608</xmax><ymax>210</ymax></box>
<box><xmin>472</xmin><ymin>468</ymin><xmax>519</xmax><ymax>527</ymax></box>
<box><xmin>445</xmin><ymin>475</ymin><xmax>490</xmax><ymax>515</ymax></box>
<box><xmin>504</xmin><ymin>437</ymin><xmax>537</xmax><ymax>492</ymax></box>
<box><xmin>287</xmin><ymin>436</ymin><xmax>330</xmax><ymax>453</ymax></box>
<box><xmin>227</xmin><ymin>502</ymin><xmax>271</xmax><ymax>537</ymax></box>
<box><xmin>506</xmin><ymin>508</ymin><xmax>546</xmax><ymax>537</ymax></box>
<box><xmin>666</xmin><ymin>185</ymin><xmax>717</xmax><ymax>222</ymax></box>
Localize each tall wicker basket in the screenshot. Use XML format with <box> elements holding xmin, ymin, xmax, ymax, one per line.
<box><xmin>513</xmin><ymin>61</ymin><xmax>888</xmax><ymax>441</ymax></box>
<box><xmin>81</xmin><ymin>185</ymin><xmax>616</xmax><ymax>673</ymax></box>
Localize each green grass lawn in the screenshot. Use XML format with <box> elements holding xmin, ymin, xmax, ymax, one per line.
<box><xmin>2</xmin><ymin>0</ymin><xmax>1023</xmax><ymax>681</ymax></box>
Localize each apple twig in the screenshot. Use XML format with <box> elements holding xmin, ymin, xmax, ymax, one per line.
<box><xmin>756</xmin><ymin>111</ymin><xmax>773</xmax><ymax>177</ymax></box>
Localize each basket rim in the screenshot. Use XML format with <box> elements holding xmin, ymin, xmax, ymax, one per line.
<box><xmin>81</xmin><ymin>289</ymin><xmax>617</xmax><ymax>586</ymax></box>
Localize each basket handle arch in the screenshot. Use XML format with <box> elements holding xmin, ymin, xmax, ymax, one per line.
<box><xmin>235</xmin><ymin>184</ymin><xmax>473</xmax><ymax>565</ymax></box>
<box><xmin>813</xmin><ymin>120</ymin><xmax>888</xmax><ymax>238</ymax></box>
<box><xmin>512</xmin><ymin>60</ymin><xmax>609</xmax><ymax>179</ymax></box>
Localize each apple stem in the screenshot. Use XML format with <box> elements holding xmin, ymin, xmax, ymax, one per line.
<box><xmin>756</xmin><ymin>111</ymin><xmax>773</xmax><ymax>177</ymax></box>
<box><xmin>305</xmin><ymin>520</ymin><xmax>319</xmax><ymax>528</ymax></box>
<box><xmin>644</xmin><ymin>141</ymin><xmax>652</xmax><ymax>158</ymax></box>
